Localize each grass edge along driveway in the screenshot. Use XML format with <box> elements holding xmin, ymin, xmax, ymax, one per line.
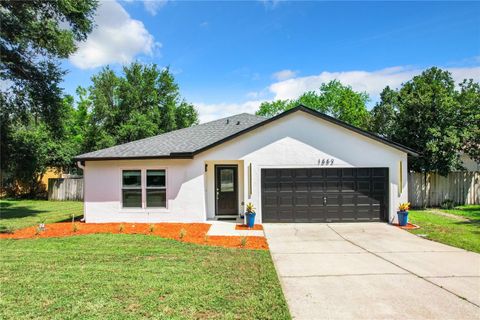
<box><xmin>408</xmin><ymin>205</ymin><xmax>480</xmax><ymax>253</ymax></box>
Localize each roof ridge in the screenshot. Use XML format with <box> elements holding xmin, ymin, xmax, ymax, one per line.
<box><xmin>76</xmin><ymin>112</ymin><xmax>266</xmax><ymax>158</ymax></box>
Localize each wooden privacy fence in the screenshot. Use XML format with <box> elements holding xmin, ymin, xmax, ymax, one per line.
<box><xmin>408</xmin><ymin>172</ymin><xmax>480</xmax><ymax>207</ymax></box>
<box><xmin>48</xmin><ymin>177</ymin><xmax>84</xmax><ymax>201</ymax></box>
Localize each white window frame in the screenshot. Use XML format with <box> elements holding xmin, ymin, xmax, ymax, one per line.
<box><xmin>145</xmin><ymin>169</ymin><xmax>167</xmax><ymax>208</ymax></box>
<box><xmin>121</xmin><ymin>169</ymin><xmax>142</xmax><ymax>209</ymax></box>
<box><xmin>119</xmin><ymin>167</ymin><xmax>168</xmax><ymax>212</ymax></box>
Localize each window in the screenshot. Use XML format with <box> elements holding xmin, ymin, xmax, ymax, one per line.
<box><xmin>146</xmin><ymin>170</ymin><xmax>166</xmax><ymax>208</ymax></box>
<box><xmin>122</xmin><ymin>170</ymin><xmax>141</xmax><ymax>207</ymax></box>
<box><xmin>121</xmin><ymin>169</ymin><xmax>167</xmax><ymax>209</ymax></box>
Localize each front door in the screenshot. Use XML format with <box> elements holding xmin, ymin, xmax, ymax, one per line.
<box><xmin>215</xmin><ymin>165</ymin><xmax>238</xmax><ymax>216</ymax></box>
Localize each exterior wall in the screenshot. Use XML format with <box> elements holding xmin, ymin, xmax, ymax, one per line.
<box><xmin>197</xmin><ymin>112</ymin><xmax>408</xmax><ymax>223</ymax></box>
<box><xmin>84</xmin><ymin>159</ymin><xmax>206</xmax><ymax>223</ymax></box>
<box><xmin>84</xmin><ymin>111</ymin><xmax>409</xmax><ymax>223</ymax></box>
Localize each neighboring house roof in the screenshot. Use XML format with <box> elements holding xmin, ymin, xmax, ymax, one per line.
<box><xmin>76</xmin><ymin>105</ymin><xmax>418</xmax><ymax>161</ymax></box>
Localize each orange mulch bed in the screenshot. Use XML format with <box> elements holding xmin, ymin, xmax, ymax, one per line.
<box><xmin>394</xmin><ymin>222</ymin><xmax>420</xmax><ymax>230</ymax></box>
<box><xmin>0</xmin><ymin>222</ymin><xmax>268</xmax><ymax>250</ymax></box>
<box><xmin>235</xmin><ymin>224</ymin><xmax>263</xmax><ymax>231</ymax></box>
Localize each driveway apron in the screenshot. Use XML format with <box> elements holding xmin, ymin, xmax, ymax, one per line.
<box><xmin>264</xmin><ymin>223</ymin><xmax>480</xmax><ymax>320</ymax></box>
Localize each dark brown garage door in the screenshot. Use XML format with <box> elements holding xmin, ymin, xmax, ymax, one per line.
<box><xmin>261</xmin><ymin>168</ymin><xmax>388</xmax><ymax>223</ymax></box>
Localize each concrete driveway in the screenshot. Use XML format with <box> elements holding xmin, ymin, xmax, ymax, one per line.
<box><xmin>264</xmin><ymin>223</ymin><xmax>480</xmax><ymax>320</ymax></box>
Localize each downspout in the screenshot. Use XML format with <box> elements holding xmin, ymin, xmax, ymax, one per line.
<box><xmin>77</xmin><ymin>161</ymin><xmax>86</xmax><ymax>222</ymax></box>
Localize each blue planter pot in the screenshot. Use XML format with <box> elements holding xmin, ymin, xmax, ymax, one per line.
<box><xmin>397</xmin><ymin>211</ymin><xmax>409</xmax><ymax>226</ymax></box>
<box><xmin>246</xmin><ymin>212</ymin><xmax>256</xmax><ymax>228</ymax></box>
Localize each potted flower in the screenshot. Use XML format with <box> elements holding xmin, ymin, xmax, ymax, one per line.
<box><xmin>245</xmin><ymin>202</ymin><xmax>256</xmax><ymax>228</ymax></box>
<box><xmin>397</xmin><ymin>202</ymin><xmax>410</xmax><ymax>226</ymax></box>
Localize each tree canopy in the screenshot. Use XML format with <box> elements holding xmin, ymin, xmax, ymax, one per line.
<box><xmin>256</xmin><ymin>80</ymin><xmax>371</xmax><ymax>129</ymax></box>
<box><xmin>1</xmin><ymin>0</ymin><xmax>98</xmax><ymax>196</ymax></box>
<box><xmin>80</xmin><ymin>63</ymin><xmax>199</xmax><ymax>153</ymax></box>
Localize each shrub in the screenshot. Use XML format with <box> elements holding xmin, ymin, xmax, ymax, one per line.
<box><xmin>149</xmin><ymin>224</ymin><xmax>155</xmax><ymax>233</ymax></box>
<box><xmin>119</xmin><ymin>224</ymin><xmax>125</xmax><ymax>233</ymax></box>
<box><xmin>441</xmin><ymin>199</ymin><xmax>455</xmax><ymax>209</ymax></box>
<box><xmin>240</xmin><ymin>237</ymin><xmax>248</xmax><ymax>248</ymax></box>
<box><xmin>179</xmin><ymin>228</ymin><xmax>187</xmax><ymax>240</ymax></box>
<box><xmin>72</xmin><ymin>223</ymin><xmax>78</xmax><ymax>233</ymax></box>
<box><xmin>0</xmin><ymin>226</ymin><xmax>15</xmax><ymax>234</ymax></box>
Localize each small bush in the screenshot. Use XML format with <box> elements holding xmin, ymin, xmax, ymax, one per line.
<box><xmin>72</xmin><ymin>223</ymin><xmax>78</xmax><ymax>233</ymax></box>
<box><xmin>179</xmin><ymin>228</ymin><xmax>187</xmax><ymax>240</ymax></box>
<box><xmin>149</xmin><ymin>224</ymin><xmax>155</xmax><ymax>233</ymax></box>
<box><xmin>119</xmin><ymin>224</ymin><xmax>125</xmax><ymax>233</ymax></box>
<box><xmin>441</xmin><ymin>199</ymin><xmax>455</xmax><ymax>209</ymax></box>
<box><xmin>240</xmin><ymin>237</ymin><xmax>248</xmax><ymax>248</ymax></box>
<box><xmin>204</xmin><ymin>234</ymin><xmax>209</xmax><ymax>243</ymax></box>
<box><xmin>0</xmin><ymin>226</ymin><xmax>15</xmax><ymax>234</ymax></box>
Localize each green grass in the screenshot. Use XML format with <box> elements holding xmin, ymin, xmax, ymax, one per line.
<box><xmin>0</xmin><ymin>200</ymin><xmax>290</xmax><ymax>319</ymax></box>
<box><xmin>441</xmin><ymin>204</ymin><xmax>480</xmax><ymax>219</ymax></box>
<box><xmin>408</xmin><ymin>205</ymin><xmax>480</xmax><ymax>253</ymax></box>
<box><xmin>0</xmin><ymin>200</ymin><xmax>83</xmax><ymax>232</ymax></box>
<box><xmin>0</xmin><ymin>234</ymin><xmax>289</xmax><ymax>319</ymax></box>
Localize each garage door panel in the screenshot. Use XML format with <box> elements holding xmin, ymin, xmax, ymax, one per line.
<box><xmin>295</xmin><ymin>182</ymin><xmax>309</xmax><ymax>192</ymax></box>
<box><xmin>261</xmin><ymin>168</ymin><xmax>388</xmax><ymax>223</ymax></box>
<box><xmin>310</xmin><ymin>181</ymin><xmax>324</xmax><ymax>191</ymax></box>
<box><xmin>310</xmin><ymin>168</ymin><xmax>324</xmax><ymax>178</ymax></box>
<box><xmin>295</xmin><ymin>195</ymin><xmax>309</xmax><ymax>206</ymax></box>
<box><xmin>342</xmin><ymin>181</ymin><xmax>355</xmax><ymax>192</ymax></box>
<box><xmin>279</xmin><ymin>182</ymin><xmax>294</xmax><ymax>192</ymax></box>
<box><xmin>357</xmin><ymin>181</ymin><xmax>371</xmax><ymax>193</ymax></box>
<box><xmin>326</xmin><ymin>181</ymin><xmax>341</xmax><ymax>192</ymax></box>
<box><xmin>310</xmin><ymin>194</ymin><xmax>324</xmax><ymax>206</ymax></box>
<box><xmin>263</xmin><ymin>195</ymin><xmax>278</xmax><ymax>206</ymax></box>
<box><xmin>357</xmin><ymin>168</ymin><xmax>371</xmax><ymax>178</ymax></box>
<box><xmin>326</xmin><ymin>168</ymin><xmax>341</xmax><ymax>178</ymax></box>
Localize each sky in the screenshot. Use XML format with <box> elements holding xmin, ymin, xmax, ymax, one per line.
<box><xmin>62</xmin><ymin>0</ymin><xmax>480</xmax><ymax>122</ymax></box>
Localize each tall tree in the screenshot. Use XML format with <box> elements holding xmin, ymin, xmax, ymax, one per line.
<box><xmin>256</xmin><ymin>80</ymin><xmax>370</xmax><ymax>129</ymax></box>
<box><xmin>82</xmin><ymin>63</ymin><xmax>199</xmax><ymax>151</ymax></box>
<box><xmin>394</xmin><ymin>67</ymin><xmax>462</xmax><ymax>175</ymax></box>
<box><xmin>457</xmin><ymin>79</ymin><xmax>480</xmax><ymax>163</ymax></box>
<box><xmin>0</xmin><ymin>0</ymin><xmax>97</xmax><ymax>196</ymax></box>
<box><xmin>0</xmin><ymin>0</ymin><xmax>97</xmax><ymax>133</ymax></box>
<box><xmin>369</xmin><ymin>86</ymin><xmax>399</xmax><ymax>139</ymax></box>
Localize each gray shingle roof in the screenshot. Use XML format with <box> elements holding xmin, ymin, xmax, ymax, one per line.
<box><xmin>76</xmin><ymin>113</ymin><xmax>266</xmax><ymax>160</ymax></box>
<box><xmin>76</xmin><ymin>106</ymin><xmax>418</xmax><ymax>160</ymax></box>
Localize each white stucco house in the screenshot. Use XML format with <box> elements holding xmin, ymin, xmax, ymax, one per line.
<box><xmin>76</xmin><ymin>105</ymin><xmax>417</xmax><ymax>224</ymax></box>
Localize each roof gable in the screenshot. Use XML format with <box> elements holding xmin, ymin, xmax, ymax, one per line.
<box><xmin>76</xmin><ymin>105</ymin><xmax>417</xmax><ymax>161</ymax></box>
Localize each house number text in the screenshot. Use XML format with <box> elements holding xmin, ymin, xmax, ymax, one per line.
<box><xmin>318</xmin><ymin>158</ymin><xmax>335</xmax><ymax>166</ymax></box>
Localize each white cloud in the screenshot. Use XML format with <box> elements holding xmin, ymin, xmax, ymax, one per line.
<box><xmin>70</xmin><ymin>1</ymin><xmax>157</xmax><ymax>69</ymax></box>
<box><xmin>144</xmin><ymin>0</ymin><xmax>168</xmax><ymax>16</ymax></box>
<box><xmin>194</xmin><ymin>65</ymin><xmax>480</xmax><ymax>122</ymax></box>
<box><xmin>272</xmin><ymin>69</ymin><xmax>297</xmax><ymax>81</ymax></box>
<box><xmin>269</xmin><ymin>66</ymin><xmax>480</xmax><ymax>101</ymax></box>
<box><xmin>194</xmin><ymin>100</ymin><xmax>265</xmax><ymax>123</ymax></box>
<box><xmin>259</xmin><ymin>0</ymin><xmax>281</xmax><ymax>9</ymax></box>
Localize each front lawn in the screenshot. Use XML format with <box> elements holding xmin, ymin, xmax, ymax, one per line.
<box><xmin>441</xmin><ymin>204</ymin><xmax>480</xmax><ymax>219</ymax></box>
<box><xmin>0</xmin><ymin>234</ymin><xmax>290</xmax><ymax>319</ymax></box>
<box><xmin>0</xmin><ymin>200</ymin><xmax>83</xmax><ymax>232</ymax></box>
<box><xmin>408</xmin><ymin>205</ymin><xmax>480</xmax><ymax>253</ymax></box>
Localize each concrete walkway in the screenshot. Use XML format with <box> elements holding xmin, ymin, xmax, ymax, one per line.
<box><xmin>264</xmin><ymin>223</ymin><xmax>480</xmax><ymax>320</ymax></box>
<box><xmin>207</xmin><ymin>220</ymin><xmax>264</xmax><ymax>237</ymax></box>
